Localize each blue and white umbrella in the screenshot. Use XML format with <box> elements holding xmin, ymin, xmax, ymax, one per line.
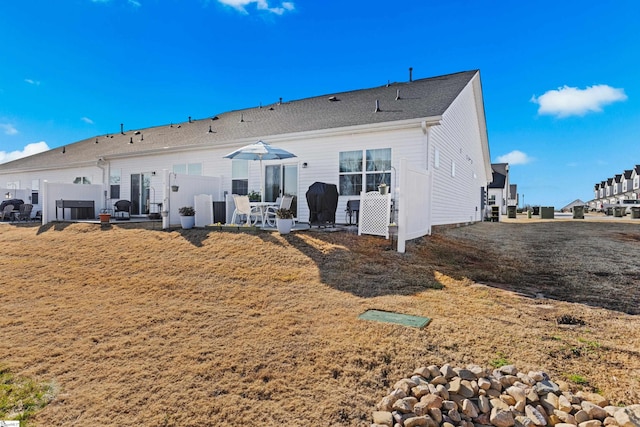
<box><xmin>224</xmin><ymin>140</ymin><xmax>297</xmax><ymax>202</ymax></box>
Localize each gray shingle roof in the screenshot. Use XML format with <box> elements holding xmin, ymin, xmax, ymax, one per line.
<box><xmin>0</xmin><ymin>70</ymin><xmax>477</xmax><ymax>171</ymax></box>
<box><xmin>488</xmin><ymin>163</ymin><xmax>508</xmax><ymax>189</ymax></box>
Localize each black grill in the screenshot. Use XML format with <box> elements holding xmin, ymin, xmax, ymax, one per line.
<box><xmin>306</xmin><ymin>182</ymin><xmax>338</xmax><ymax>227</ymax></box>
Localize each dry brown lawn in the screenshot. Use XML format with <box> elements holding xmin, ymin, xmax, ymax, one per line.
<box><xmin>0</xmin><ymin>220</ymin><xmax>639</xmax><ymax>426</ymax></box>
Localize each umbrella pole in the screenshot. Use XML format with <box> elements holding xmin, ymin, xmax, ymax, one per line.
<box><xmin>260</xmin><ymin>157</ymin><xmax>264</xmax><ymax>203</ymax></box>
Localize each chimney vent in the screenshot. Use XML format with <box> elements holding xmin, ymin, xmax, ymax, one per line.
<box><xmin>278</xmin><ymin>97</ymin><xmax>282</xmax><ymax>105</ymax></box>
<box><xmin>240</xmin><ymin>113</ymin><xmax>244</xmax><ymax>123</ymax></box>
<box><xmin>409</xmin><ymin>67</ymin><xmax>413</xmax><ymax>82</ymax></box>
<box><xmin>120</xmin><ymin>123</ymin><xmax>124</xmax><ymax>134</ymax></box>
<box><xmin>62</xmin><ymin>146</ymin><xmax>66</xmax><ymax>154</ymax></box>
<box><xmin>188</xmin><ymin>116</ymin><xmax>192</xmax><ymax>123</ymax></box>
<box><xmin>375</xmin><ymin>100</ymin><xmax>381</xmax><ymax>112</ymax></box>
<box><xmin>140</xmin><ymin>133</ymin><xmax>144</xmax><ymax>141</ymax></box>
<box><xmin>396</xmin><ymin>89</ymin><xmax>400</xmax><ymax>100</ymax></box>
<box><xmin>208</xmin><ymin>125</ymin><xmax>213</xmax><ymax>133</ymax></box>
<box><xmin>95</xmin><ymin>138</ymin><xmax>99</xmax><ymax>144</ymax></box>
<box><xmin>129</xmin><ymin>137</ymin><xmax>133</xmax><ymax>144</ymax></box>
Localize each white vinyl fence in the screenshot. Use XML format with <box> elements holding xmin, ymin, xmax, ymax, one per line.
<box><xmin>358</xmin><ymin>191</ymin><xmax>392</xmax><ymax>237</ymax></box>
<box><xmin>397</xmin><ymin>157</ymin><xmax>432</xmax><ymax>253</ymax></box>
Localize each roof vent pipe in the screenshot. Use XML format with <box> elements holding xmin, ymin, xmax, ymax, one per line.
<box><xmin>140</xmin><ymin>133</ymin><xmax>144</xmax><ymax>141</ymax></box>
<box><xmin>240</xmin><ymin>113</ymin><xmax>244</xmax><ymax>123</ymax></box>
<box><xmin>278</xmin><ymin>97</ymin><xmax>282</xmax><ymax>105</ymax></box>
<box><xmin>129</xmin><ymin>137</ymin><xmax>133</xmax><ymax>144</ymax></box>
<box><xmin>208</xmin><ymin>125</ymin><xmax>213</xmax><ymax>133</ymax></box>
<box><xmin>375</xmin><ymin>100</ymin><xmax>381</xmax><ymax>113</ymax></box>
<box><xmin>396</xmin><ymin>89</ymin><xmax>400</xmax><ymax>100</ymax></box>
<box><xmin>409</xmin><ymin>67</ymin><xmax>413</xmax><ymax>82</ymax></box>
<box><xmin>188</xmin><ymin>116</ymin><xmax>192</xmax><ymax>123</ymax></box>
<box><xmin>120</xmin><ymin>123</ymin><xmax>124</xmax><ymax>134</ymax></box>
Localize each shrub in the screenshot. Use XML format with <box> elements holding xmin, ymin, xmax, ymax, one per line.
<box><xmin>178</xmin><ymin>206</ymin><xmax>195</xmax><ymax>216</ymax></box>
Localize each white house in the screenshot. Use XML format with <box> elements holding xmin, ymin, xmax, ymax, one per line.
<box><xmin>0</xmin><ymin>70</ymin><xmax>492</xmax><ymax>250</ymax></box>
<box><xmin>486</xmin><ymin>163</ymin><xmax>510</xmax><ymax>217</ymax></box>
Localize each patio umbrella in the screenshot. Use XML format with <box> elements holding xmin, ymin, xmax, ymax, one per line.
<box><xmin>223</xmin><ymin>140</ymin><xmax>297</xmax><ymax>202</ymax></box>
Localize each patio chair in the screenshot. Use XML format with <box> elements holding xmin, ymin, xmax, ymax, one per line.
<box><xmin>230</xmin><ymin>195</ymin><xmax>261</xmax><ymax>226</ymax></box>
<box><xmin>17</xmin><ymin>204</ymin><xmax>33</xmax><ymax>221</ymax></box>
<box><xmin>33</xmin><ymin>210</ymin><xmax>43</xmax><ymax>222</ymax></box>
<box><xmin>264</xmin><ymin>195</ymin><xmax>294</xmax><ymax>227</ymax></box>
<box><xmin>113</xmin><ymin>200</ymin><xmax>132</xmax><ymax>220</ymax></box>
<box><xmin>1</xmin><ymin>204</ymin><xmax>14</xmax><ymax>221</ymax></box>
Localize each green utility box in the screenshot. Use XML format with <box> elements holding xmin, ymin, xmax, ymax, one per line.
<box><xmin>540</xmin><ymin>206</ymin><xmax>554</xmax><ymax>219</ymax></box>
<box><xmin>631</xmin><ymin>206</ymin><xmax>640</xmax><ymax>219</ymax></box>
<box><xmin>491</xmin><ymin>206</ymin><xmax>500</xmax><ymax>222</ymax></box>
<box><xmin>507</xmin><ymin>205</ymin><xmax>517</xmax><ymax>219</ymax></box>
<box><xmin>573</xmin><ymin>205</ymin><xmax>584</xmax><ymax>219</ymax></box>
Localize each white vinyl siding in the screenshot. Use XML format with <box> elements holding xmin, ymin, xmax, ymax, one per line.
<box><xmin>430</xmin><ymin>79</ymin><xmax>486</xmax><ymax>225</ymax></box>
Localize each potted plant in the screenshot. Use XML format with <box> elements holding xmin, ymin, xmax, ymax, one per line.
<box><xmin>99</xmin><ymin>212</ymin><xmax>111</xmax><ymax>224</ymax></box>
<box><xmin>178</xmin><ymin>206</ymin><xmax>195</xmax><ymax>229</ymax></box>
<box><xmin>275</xmin><ymin>208</ymin><xmax>294</xmax><ymax>234</ymax></box>
<box><xmin>378</xmin><ymin>182</ymin><xmax>388</xmax><ymax>195</ymax></box>
<box><xmin>248</xmin><ymin>190</ymin><xmax>261</xmax><ymax>202</ymax></box>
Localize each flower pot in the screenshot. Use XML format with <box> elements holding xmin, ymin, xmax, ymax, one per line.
<box><xmin>179</xmin><ymin>215</ymin><xmax>195</xmax><ymax>229</ymax></box>
<box><xmin>276</xmin><ymin>218</ymin><xmax>293</xmax><ymax>234</ymax></box>
<box><xmin>171</xmin><ymin>185</ymin><xmax>179</xmax><ymax>192</ymax></box>
<box><xmin>378</xmin><ymin>185</ymin><xmax>388</xmax><ymax>195</ymax></box>
<box><xmin>99</xmin><ymin>213</ymin><xmax>111</xmax><ymax>223</ymax></box>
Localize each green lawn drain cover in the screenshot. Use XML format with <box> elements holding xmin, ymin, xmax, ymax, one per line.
<box><xmin>358</xmin><ymin>309</ymin><xmax>431</xmax><ymax>328</ymax></box>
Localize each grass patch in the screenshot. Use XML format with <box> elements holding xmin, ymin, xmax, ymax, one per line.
<box><xmin>567</xmin><ymin>373</ymin><xmax>588</xmax><ymax>385</ymax></box>
<box><xmin>490</xmin><ymin>352</ymin><xmax>510</xmax><ymax>368</ymax></box>
<box><xmin>0</xmin><ymin>365</ymin><xmax>56</xmax><ymax>425</ymax></box>
<box><xmin>577</xmin><ymin>338</ymin><xmax>601</xmax><ymax>349</ymax></box>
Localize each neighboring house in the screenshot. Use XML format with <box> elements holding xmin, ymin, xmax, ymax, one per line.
<box><xmin>612</xmin><ymin>174</ymin><xmax>622</xmax><ymax>197</ymax></box>
<box><xmin>589</xmin><ymin>165</ymin><xmax>640</xmax><ymax>210</ymax></box>
<box><xmin>0</xmin><ymin>70</ymin><xmax>492</xmax><ymax>247</ymax></box>
<box><xmin>561</xmin><ymin>199</ymin><xmax>586</xmax><ymax>212</ymax></box>
<box><xmin>508</xmin><ymin>184</ymin><xmax>518</xmax><ymax>208</ymax></box>
<box><xmin>487</xmin><ymin>163</ymin><xmax>509</xmax><ymax>217</ymax></box>
<box><xmin>590</xmin><ymin>165</ymin><xmax>640</xmax><ymax>210</ymax></box>
<box><xmin>632</xmin><ymin>165</ymin><xmax>640</xmax><ymax>194</ymax></box>
<box><xmin>621</xmin><ymin>169</ymin><xmax>633</xmax><ymax>200</ymax></box>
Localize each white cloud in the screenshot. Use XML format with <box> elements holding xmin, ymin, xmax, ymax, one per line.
<box><xmin>0</xmin><ymin>141</ymin><xmax>50</xmax><ymax>164</ymax></box>
<box><xmin>495</xmin><ymin>150</ymin><xmax>532</xmax><ymax>165</ymax></box>
<box><xmin>1</xmin><ymin>123</ymin><xmax>19</xmax><ymax>135</ymax></box>
<box><xmin>531</xmin><ymin>84</ymin><xmax>627</xmax><ymax>118</ymax></box>
<box><xmin>24</xmin><ymin>78</ymin><xmax>41</xmax><ymax>86</ymax></box>
<box><xmin>81</xmin><ymin>117</ymin><xmax>95</xmax><ymax>124</ymax></box>
<box><xmin>217</xmin><ymin>0</ymin><xmax>294</xmax><ymax>14</ymax></box>
<box><xmin>128</xmin><ymin>0</ymin><xmax>141</xmax><ymax>7</ymax></box>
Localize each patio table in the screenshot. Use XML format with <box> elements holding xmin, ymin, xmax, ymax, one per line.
<box><xmin>249</xmin><ymin>202</ymin><xmax>278</xmax><ymax>227</ymax></box>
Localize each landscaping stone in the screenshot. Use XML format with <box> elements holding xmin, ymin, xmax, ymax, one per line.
<box><xmin>372</xmin><ymin>364</ymin><xmax>639</xmax><ymax>427</ymax></box>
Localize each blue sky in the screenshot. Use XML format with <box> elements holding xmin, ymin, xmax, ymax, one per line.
<box><xmin>1</xmin><ymin>0</ymin><xmax>639</xmax><ymax>208</ymax></box>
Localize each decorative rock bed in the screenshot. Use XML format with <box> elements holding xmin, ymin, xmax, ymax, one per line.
<box><xmin>372</xmin><ymin>364</ymin><xmax>640</xmax><ymax>427</ymax></box>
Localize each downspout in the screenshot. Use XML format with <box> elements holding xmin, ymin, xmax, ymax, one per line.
<box><xmin>162</xmin><ymin>169</ymin><xmax>170</xmax><ymax>229</ymax></box>
<box><xmin>422</xmin><ymin>120</ymin><xmax>434</xmax><ymax>236</ymax></box>
<box><xmin>96</xmin><ymin>157</ymin><xmax>109</xmax><ymax>212</ymax></box>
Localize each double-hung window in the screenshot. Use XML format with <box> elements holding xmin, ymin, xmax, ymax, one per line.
<box><xmin>231</xmin><ymin>160</ymin><xmax>249</xmax><ymax>195</ymax></box>
<box><xmin>339</xmin><ymin>148</ymin><xmax>391</xmax><ymax>196</ymax></box>
<box><xmin>110</xmin><ymin>169</ymin><xmax>121</xmax><ymax>199</ymax></box>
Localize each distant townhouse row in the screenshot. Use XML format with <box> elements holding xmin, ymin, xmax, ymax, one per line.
<box><xmin>590</xmin><ymin>164</ymin><xmax>640</xmax><ymax>210</ymax></box>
